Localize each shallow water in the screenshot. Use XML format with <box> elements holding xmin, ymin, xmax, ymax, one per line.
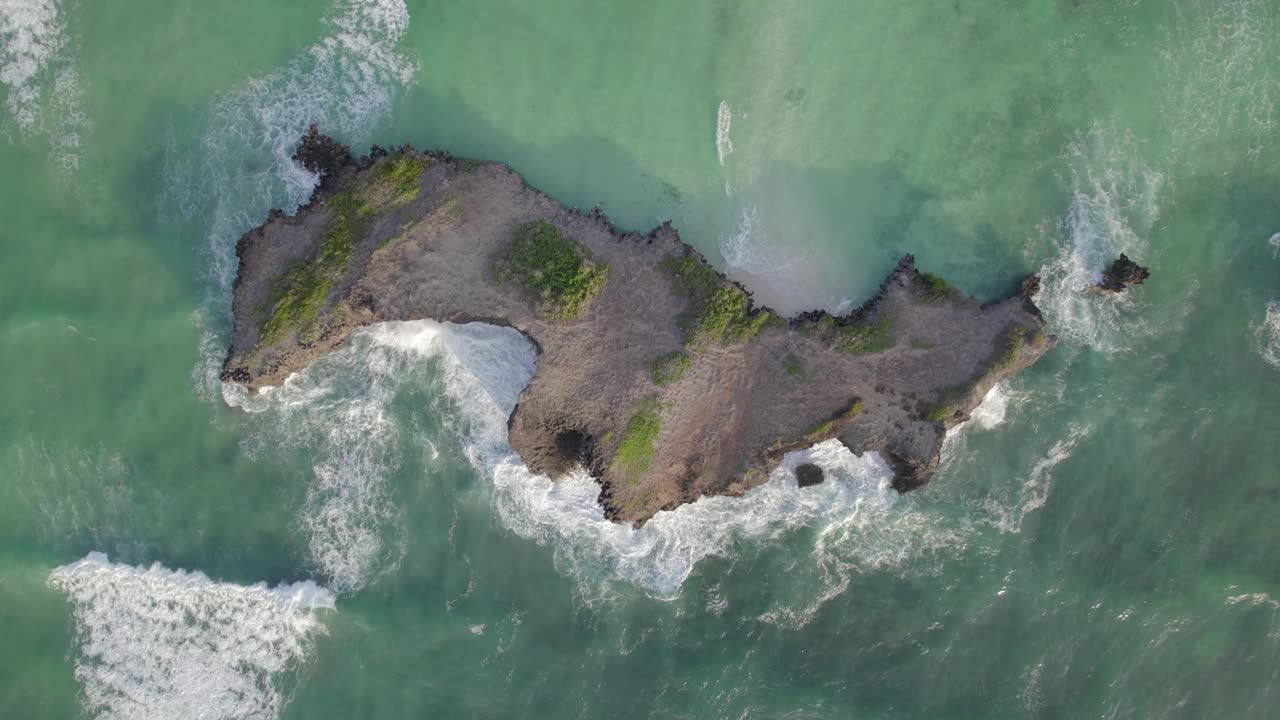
<box><xmin>3</xmin><ymin>1</ymin><xmax>1280</xmax><ymax>718</ymax></box>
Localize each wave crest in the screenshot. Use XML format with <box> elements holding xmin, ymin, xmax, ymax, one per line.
<box><xmin>48</xmin><ymin>552</ymin><xmax>333</xmax><ymax>720</ymax></box>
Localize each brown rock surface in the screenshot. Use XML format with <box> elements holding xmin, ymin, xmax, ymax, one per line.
<box><xmin>222</xmin><ymin>132</ymin><xmax>1057</xmax><ymax>523</ymax></box>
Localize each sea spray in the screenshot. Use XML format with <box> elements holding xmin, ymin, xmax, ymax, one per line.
<box><xmin>48</xmin><ymin>552</ymin><xmax>334</xmax><ymax>720</ymax></box>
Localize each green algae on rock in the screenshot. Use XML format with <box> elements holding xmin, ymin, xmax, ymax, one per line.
<box><xmin>222</xmin><ymin>130</ymin><xmax>1056</xmax><ymax>523</ymax></box>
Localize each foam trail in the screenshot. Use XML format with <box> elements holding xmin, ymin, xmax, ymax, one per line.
<box><xmin>48</xmin><ymin>552</ymin><xmax>333</xmax><ymax>720</ymax></box>
<box><xmin>1035</xmin><ymin>124</ymin><xmax>1163</xmax><ymax>352</ymax></box>
<box><xmin>185</xmin><ymin>0</ymin><xmax>414</xmax><ymax>399</ymax></box>
<box><xmin>716</xmin><ymin>100</ymin><xmax>733</xmax><ymax>166</ymax></box>
<box><xmin>1269</xmin><ymin>232</ymin><xmax>1280</xmax><ymax>259</ymax></box>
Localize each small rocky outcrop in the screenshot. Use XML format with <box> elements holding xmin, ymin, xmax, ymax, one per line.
<box><xmin>221</xmin><ymin>130</ymin><xmax>1057</xmax><ymax>523</ymax></box>
<box><xmin>292</xmin><ymin>124</ymin><xmax>352</xmax><ymax>182</ymax></box>
<box><xmin>795</xmin><ymin>464</ymin><xmax>824</xmax><ymax>488</ymax></box>
<box><xmin>1098</xmin><ymin>254</ymin><xmax>1150</xmax><ymax>292</ymax></box>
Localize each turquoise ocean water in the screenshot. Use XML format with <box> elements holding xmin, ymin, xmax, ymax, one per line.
<box><xmin>3</xmin><ymin>1</ymin><xmax>1280</xmax><ymax>717</ymax></box>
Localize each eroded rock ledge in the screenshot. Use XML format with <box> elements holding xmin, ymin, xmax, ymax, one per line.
<box><xmin>222</xmin><ymin>128</ymin><xmax>1056</xmax><ymax>523</ymax></box>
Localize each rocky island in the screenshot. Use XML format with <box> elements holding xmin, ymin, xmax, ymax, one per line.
<box><xmin>222</xmin><ymin>128</ymin><xmax>1056</xmax><ymax>523</ymax></box>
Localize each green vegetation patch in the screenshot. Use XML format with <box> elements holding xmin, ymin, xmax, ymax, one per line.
<box><xmin>260</xmin><ymin>192</ymin><xmax>362</xmax><ymax>345</ymax></box>
<box><xmin>925</xmin><ymin>386</ymin><xmax>969</xmax><ymax>423</ymax></box>
<box><xmin>917</xmin><ymin>271</ymin><xmax>954</xmax><ymax>300</ymax></box>
<box><xmin>259</xmin><ymin>154</ymin><xmax>434</xmax><ymax>347</ymax></box>
<box><xmin>991</xmin><ymin>325</ymin><xmax>1027</xmax><ymax>373</ymax></box>
<box><xmin>806</xmin><ymin>400</ymin><xmax>865</xmax><ymax>440</ymax></box>
<box><xmin>494</xmin><ymin>220</ymin><xmax>610</xmax><ymax>321</ymax></box>
<box><xmin>650</xmin><ymin>351</ymin><xmax>691</xmax><ymax>387</ymax></box>
<box><xmin>803</xmin><ymin>313</ymin><xmax>895</xmax><ymax>355</ymax></box>
<box><xmin>359</xmin><ymin>153</ymin><xmax>428</xmax><ymax>212</ymax></box>
<box><xmin>611</xmin><ymin>396</ymin><xmax>664</xmax><ymax>480</ymax></box>
<box><xmin>658</xmin><ymin>254</ymin><xmax>777</xmax><ymax>346</ymax></box>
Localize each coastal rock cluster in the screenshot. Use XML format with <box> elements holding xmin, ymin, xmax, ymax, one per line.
<box><xmin>222</xmin><ymin>129</ymin><xmax>1056</xmax><ymax>523</ymax></box>
<box><xmin>1098</xmin><ymin>253</ymin><xmax>1151</xmax><ymax>292</ymax></box>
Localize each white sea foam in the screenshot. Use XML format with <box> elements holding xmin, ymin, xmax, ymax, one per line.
<box><xmin>1012</xmin><ymin>423</ymin><xmax>1089</xmax><ymax>520</ymax></box>
<box><xmin>939</xmin><ymin>382</ymin><xmax>1025</xmax><ymax>462</ymax></box>
<box><xmin>715</xmin><ymin>100</ymin><xmax>733</xmax><ymax>166</ymax></box>
<box><xmin>1254</xmin><ymin>299</ymin><xmax>1280</xmax><ymax>370</ymax></box>
<box><xmin>969</xmin><ymin>383</ymin><xmax>1016</xmax><ymax>431</ymax></box>
<box><xmin>48</xmin><ymin>552</ymin><xmax>333</xmax><ymax>720</ymax></box>
<box><xmin>187</xmin><ymin>0</ymin><xmax>414</xmax><ymax>398</ymax></box>
<box><xmin>1035</xmin><ymin>124</ymin><xmax>1163</xmax><ymax>353</ymax></box>
<box><xmin>0</xmin><ymin>0</ymin><xmax>63</xmax><ymax>129</ymax></box>
<box><xmin>1269</xmin><ymin>232</ymin><xmax>1280</xmax><ymax>258</ymax></box>
<box><xmin>0</xmin><ymin>0</ymin><xmax>87</xmax><ymax>168</ymax></box>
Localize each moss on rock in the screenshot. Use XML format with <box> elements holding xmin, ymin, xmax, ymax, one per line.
<box><xmin>494</xmin><ymin>220</ymin><xmax>610</xmax><ymax>321</ymax></box>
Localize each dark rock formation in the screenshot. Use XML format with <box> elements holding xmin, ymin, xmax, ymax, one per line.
<box><xmin>292</xmin><ymin>124</ymin><xmax>351</xmax><ymax>183</ymax></box>
<box><xmin>1098</xmin><ymin>254</ymin><xmax>1150</xmax><ymax>292</ymax></box>
<box><xmin>222</xmin><ymin>130</ymin><xmax>1056</xmax><ymax>523</ymax></box>
<box><xmin>795</xmin><ymin>463</ymin><xmax>824</xmax><ymax>488</ymax></box>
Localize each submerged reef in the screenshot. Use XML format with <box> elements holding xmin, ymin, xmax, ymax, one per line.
<box><xmin>222</xmin><ymin>128</ymin><xmax>1056</xmax><ymax>523</ymax></box>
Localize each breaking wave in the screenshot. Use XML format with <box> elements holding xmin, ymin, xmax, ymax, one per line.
<box><xmin>1035</xmin><ymin>124</ymin><xmax>1163</xmax><ymax>352</ymax></box>
<box><xmin>180</xmin><ymin>0</ymin><xmax>415</xmax><ymax>398</ymax></box>
<box><xmin>48</xmin><ymin>552</ymin><xmax>333</xmax><ymax>720</ymax></box>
